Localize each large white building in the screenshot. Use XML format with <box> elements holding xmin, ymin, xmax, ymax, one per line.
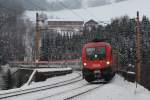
<box><xmin>47</xmin><ymin>20</ymin><xmax>84</xmax><ymax>35</ymax></box>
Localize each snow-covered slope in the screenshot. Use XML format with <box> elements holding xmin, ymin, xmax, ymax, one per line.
<box><xmin>24</xmin><ymin>0</ymin><xmax>150</xmax><ymax>22</ymax></box>
<box><xmin>78</xmin><ymin>75</ymin><xmax>150</xmax><ymax>100</ymax></box>
<box><xmin>0</xmin><ymin>71</ymin><xmax>149</xmax><ymax>100</ymax></box>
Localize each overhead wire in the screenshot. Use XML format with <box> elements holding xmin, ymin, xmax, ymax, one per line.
<box><xmin>26</xmin><ymin>0</ymin><xmax>46</xmax><ymax>11</ymax></box>
<box><xmin>76</xmin><ymin>0</ymin><xmax>110</xmax><ymax>25</ymax></box>
<box><xmin>76</xmin><ymin>0</ymin><xmax>95</xmax><ymax>19</ymax></box>
<box><xmin>0</xmin><ymin>0</ymin><xmax>46</xmax><ymax>15</ymax></box>
<box><xmin>58</xmin><ymin>0</ymin><xmax>84</xmax><ymax>21</ymax></box>
<box><xmin>0</xmin><ymin>0</ymin><xmax>42</xmax><ymax>30</ymax></box>
<box><xmin>0</xmin><ymin>1</ymin><xmax>30</xmax><ymax>17</ymax></box>
<box><xmin>0</xmin><ymin>0</ymin><xmax>45</xmax><ymax>24</ymax></box>
<box><xmin>0</xmin><ymin>0</ymin><xmax>110</xmax><ymax>25</ymax></box>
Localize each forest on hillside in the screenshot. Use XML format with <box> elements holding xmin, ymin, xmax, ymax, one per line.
<box><xmin>0</xmin><ymin>0</ymin><xmax>34</xmax><ymax>64</ymax></box>
<box><xmin>40</xmin><ymin>15</ymin><xmax>150</xmax><ymax>89</ymax></box>
<box><xmin>0</xmin><ymin>0</ymin><xmax>150</xmax><ymax>90</ymax></box>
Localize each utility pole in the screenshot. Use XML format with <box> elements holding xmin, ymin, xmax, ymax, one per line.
<box><xmin>135</xmin><ymin>11</ymin><xmax>141</xmax><ymax>86</ymax></box>
<box><xmin>35</xmin><ymin>13</ymin><xmax>40</xmax><ymax>63</ymax></box>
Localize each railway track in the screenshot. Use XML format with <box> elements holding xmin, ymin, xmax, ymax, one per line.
<box><xmin>38</xmin><ymin>78</ymin><xmax>115</xmax><ymax>100</ymax></box>
<box><xmin>38</xmin><ymin>81</ymin><xmax>102</xmax><ymax>100</ymax></box>
<box><xmin>0</xmin><ymin>72</ymin><xmax>82</xmax><ymax>100</ymax></box>
<box><xmin>65</xmin><ymin>84</ymin><xmax>102</xmax><ymax>100</ymax></box>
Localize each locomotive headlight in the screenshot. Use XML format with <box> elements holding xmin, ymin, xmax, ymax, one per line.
<box><xmin>106</xmin><ymin>61</ymin><xmax>110</xmax><ymax>65</ymax></box>
<box><xmin>83</xmin><ymin>63</ymin><xmax>87</xmax><ymax>66</ymax></box>
<box><xmin>36</xmin><ymin>59</ymin><xmax>39</xmax><ymax>63</ymax></box>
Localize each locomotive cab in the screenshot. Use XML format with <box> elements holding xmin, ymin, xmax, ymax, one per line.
<box><xmin>82</xmin><ymin>41</ymin><xmax>115</xmax><ymax>82</ymax></box>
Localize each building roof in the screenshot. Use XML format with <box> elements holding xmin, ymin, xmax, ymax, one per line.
<box><xmin>48</xmin><ymin>20</ymin><xmax>84</xmax><ymax>28</ymax></box>
<box><xmin>85</xmin><ymin>19</ymin><xmax>98</xmax><ymax>25</ymax></box>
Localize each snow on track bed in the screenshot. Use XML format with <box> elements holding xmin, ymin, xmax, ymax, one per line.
<box><xmin>77</xmin><ymin>75</ymin><xmax>150</xmax><ymax>100</ymax></box>
<box><xmin>39</xmin><ymin>83</ymin><xmax>102</xmax><ymax>100</ymax></box>
<box><xmin>0</xmin><ymin>72</ymin><xmax>82</xmax><ymax>100</ymax></box>
<box><xmin>1</xmin><ymin>74</ymin><xmax>150</xmax><ymax>100</ymax></box>
<box><xmin>64</xmin><ymin>84</ymin><xmax>102</xmax><ymax>100</ymax></box>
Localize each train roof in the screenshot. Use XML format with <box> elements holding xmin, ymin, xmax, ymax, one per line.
<box><xmin>83</xmin><ymin>42</ymin><xmax>111</xmax><ymax>48</ymax></box>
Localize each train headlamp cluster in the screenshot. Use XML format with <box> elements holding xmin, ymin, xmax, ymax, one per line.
<box><xmin>83</xmin><ymin>63</ymin><xmax>87</xmax><ymax>66</ymax></box>
<box><xmin>106</xmin><ymin>61</ymin><xmax>110</xmax><ymax>65</ymax></box>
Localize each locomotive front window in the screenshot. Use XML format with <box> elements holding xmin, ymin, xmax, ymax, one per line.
<box><xmin>86</xmin><ymin>47</ymin><xmax>106</xmax><ymax>60</ymax></box>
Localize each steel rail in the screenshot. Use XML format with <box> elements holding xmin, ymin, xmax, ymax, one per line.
<box><xmin>0</xmin><ymin>72</ymin><xmax>82</xmax><ymax>99</ymax></box>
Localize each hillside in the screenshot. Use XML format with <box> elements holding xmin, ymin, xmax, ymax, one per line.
<box><xmin>21</xmin><ymin>0</ymin><xmax>50</xmax><ymax>10</ymax></box>
<box><xmin>24</xmin><ymin>0</ymin><xmax>150</xmax><ymax>22</ymax></box>
<box><xmin>21</xmin><ymin>0</ymin><xmax>116</xmax><ymax>11</ymax></box>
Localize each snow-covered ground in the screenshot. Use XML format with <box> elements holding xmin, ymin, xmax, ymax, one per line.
<box><xmin>24</xmin><ymin>0</ymin><xmax>150</xmax><ymax>22</ymax></box>
<box><xmin>1</xmin><ymin>72</ymin><xmax>150</xmax><ymax>100</ymax></box>
<box><xmin>78</xmin><ymin>75</ymin><xmax>150</xmax><ymax>100</ymax></box>
<box><xmin>0</xmin><ymin>72</ymin><xmax>82</xmax><ymax>100</ymax></box>
<box><xmin>0</xmin><ymin>70</ymin><xmax>77</xmax><ymax>94</ymax></box>
<box><xmin>22</xmin><ymin>70</ymin><xmax>77</xmax><ymax>89</ymax></box>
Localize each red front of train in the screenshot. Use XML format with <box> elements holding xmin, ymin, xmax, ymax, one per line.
<box><xmin>82</xmin><ymin>41</ymin><xmax>115</xmax><ymax>82</ymax></box>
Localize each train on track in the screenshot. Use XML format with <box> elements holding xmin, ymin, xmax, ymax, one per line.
<box><xmin>81</xmin><ymin>39</ymin><xmax>117</xmax><ymax>83</ymax></box>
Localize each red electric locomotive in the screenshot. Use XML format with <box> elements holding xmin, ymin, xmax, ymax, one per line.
<box><xmin>82</xmin><ymin>40</ymin><xmax>116</xmax><ymax>82</ymax></box>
